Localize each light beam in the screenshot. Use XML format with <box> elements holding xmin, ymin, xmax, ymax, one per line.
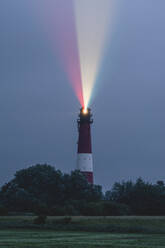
<box><xmin>74</xmin><ymin>0</ymin><xmax>116</xmax><ymax>109</ymax></box>
<box><xmin>35</xmin><ymin>0</ymin><xmax>116</xmax><ymax>110</ymax></box>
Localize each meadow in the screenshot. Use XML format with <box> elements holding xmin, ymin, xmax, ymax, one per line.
<box><xmin>1</xmin><ymin>216</ymin><xmax>165</xmax><ymax>233</ymax></box>
<box><xmin>1</xmin><ymin>230</ymin><xmax>165</xmax><ymax>248</ymax></box>
<box><xmin>1</xmin><ymin>216</ymin><xmax>165</xmax><ymax>247</ymax></box>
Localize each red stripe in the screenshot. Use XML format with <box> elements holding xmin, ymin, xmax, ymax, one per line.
<box><xmin>82</xmin><ymin>171</ymin><xmax>93</xmax><ymax>184</ymax></box>
<box><xmin>78</xmin><ymin>123</ymin><xmax>92</xmax><ymax>153</ymax></box>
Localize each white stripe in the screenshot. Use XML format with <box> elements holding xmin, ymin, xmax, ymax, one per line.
<box><xmin>77</xmin><ymin>153</ymin><xmax>93</xmax><ymax>172</ymax></box>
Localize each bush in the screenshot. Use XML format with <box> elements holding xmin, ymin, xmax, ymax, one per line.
<box><xmin>49</xmin><ymin>205</ymin><xmax>79</xmax><ymax>216</ymax></box>
<box><xmin>33</xmin><ymin>204</ymin><xmax>48</xmax><ymax>216</ymax></box>
<box><xmin>0</xmin><ymin>206</ymin><xmax>8</xmax><ymax>216</ymax></box>
<box><xmin>81</xmin><ymin>202</ymin><xmax>103</xmax><ymax>216</ymax></box>
<box><xmin>48</xmin><ymin>206</ymin><xmax>67</xmax><ymax>216</ymax></box>
<box><xmin>80</xmin><ymin>201</ymin><xmax>131</xmax><ymax>216</ymax></box>
<box><xmin>61</xmin><ymin>217</ymin><xmax>72</xmax><ymax>224</ymax></box>
<box><xmin>33</xmin><ymin>215</ymin><xmax>47</xmax><ymax>225</ymax></box>
<box><xmin>64</xmin><ymin>205</ymin><xmax>79</xmax><ymax>216</ymax></box>
<box><xmin>103</xmin><ymin>202</ymin><xmax>131</xmax><ymax>216</ymax></box>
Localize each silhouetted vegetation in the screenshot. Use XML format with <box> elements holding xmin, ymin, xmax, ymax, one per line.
<box><xmin>33</xmin><ymin>215</ymin><xmax>47</xmax><ymax>225</ymax></box>
<box><xmin>1</xmin><ymin>164</ymin><xmax>165</xmax><ymax>216</ymax></box>
<box><xmin>0</xmin><ymin>205</ymin><xmax>8</xmax><ymax>216</ymax></box>
<box><xmin>0</xmin><ymin>164</ymin><xmax>102</xmax><ymax>215</ymax></box>
<box><xmin>106</xmin><ymin>178</ymin><xmax>165</xmax><ymax>216</ymax></box>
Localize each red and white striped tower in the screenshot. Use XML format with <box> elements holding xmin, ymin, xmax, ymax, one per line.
<box><xmin>77</xmin><ymin>108</ymin><xmax>94</xmax><ymax>184</ymax></box>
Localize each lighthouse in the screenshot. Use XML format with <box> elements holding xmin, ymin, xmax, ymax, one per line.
<box><xmin>77</xmin><ymin>107</ymin><xmax>94</xmax><ymax>184</ymax></box>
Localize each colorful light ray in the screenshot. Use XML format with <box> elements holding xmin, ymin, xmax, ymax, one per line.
<box><xmin>35</xmin><ymin>0</ymin><xmax>116</xmax><ymax>109</ymax></box>
<box><xmin>52</xmin><ymin>1</ymin><xmax>84</xmax><ymax>107</ymax></box>
<box><xmin>37</xmin><ymin>0</ymin><xmax>84</xmax><ymax>107</ymax></box>
<box><xmin>74</xmin><ymin>0</ymin><xmax>115</xmax><ymax>109</ymax></box>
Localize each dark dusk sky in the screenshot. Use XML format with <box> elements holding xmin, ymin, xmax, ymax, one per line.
<box><xmin>0</xmin><ymin>0</ymin><xmax>165</xmax><ymax>190</ymax></box>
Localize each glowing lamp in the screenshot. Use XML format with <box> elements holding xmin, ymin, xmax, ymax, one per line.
<box><xmin>82</xmin><ymin>108</ymin><xmax>88</xmax><ymax>114</ymax></box>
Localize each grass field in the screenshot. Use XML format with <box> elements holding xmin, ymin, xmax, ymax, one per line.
<box><xmin>1</xmin><ymin>216</ymin><xmax>165</xmax><ymax>247</ymax></box>
<box><xmin>1</xmin><ymin>216</ymin><xmax>165</xmax><ymax>233</ymax></box>
<box><xmin>1</xmin><ymin>230</ymin><xmax>165</xmax><ymax>248</ymax></box>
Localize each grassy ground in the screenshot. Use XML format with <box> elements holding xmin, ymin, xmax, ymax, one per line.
<box><xmin>1</xmin><ymin>217</ymin><xmax>165</xmax><ymax>247</ymax></box>
<box><xmin>1</xmin><ymin>216</ymin><xmax>165</xmax><ymax>233</ymax></box>
<box><xmin>1</xmin><ymin>230</ymin><xmax>165</xmax><ymax>248</ymax></box>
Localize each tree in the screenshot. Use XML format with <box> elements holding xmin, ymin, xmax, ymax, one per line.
<box><xmin>106</xmin><ymin>178</ymin><xmax>165</xmax><ymax>215</ymax></box>
<box><xmin>63</xmin><ymin>170</ymin><xmax>103</xmax><ymax>202</ymax></box>
<box><xmin>0</xmin><ymin>181</ymin><xmax>38</xmax><ymax>211</ymax></box>
<box><xmin>13</xmin><ymin>164</ymin><xmax>64</xmax><ymax>206</ymax></box>
<box><xmin>0</xmin><ymin>164</ymin><xmax>103</xmax><ymax>213</ymax></box>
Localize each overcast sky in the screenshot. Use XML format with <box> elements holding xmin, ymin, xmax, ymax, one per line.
<box><xmin>0</xmin><ymin>0</ymin><xmax>165</xmax><ymax>190</ymax></box>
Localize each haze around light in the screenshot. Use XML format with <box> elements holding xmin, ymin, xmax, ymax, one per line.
<box><xmin>37</xmin><ymin>0</ymin><xmax>116</xmax><ymax>110</ymax></box>
<box><xmin>74</xmin><ymin>0</ymin><xmax>116</xmax><ymax>110</ymax></box>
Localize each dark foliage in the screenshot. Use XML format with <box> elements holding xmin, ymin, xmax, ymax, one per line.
<box><xmin>102</xmin><ymin>202</ymin><xmax>131</xmax><ymax>216</ymax></box>
<box><xmin>33</xmin><ymin>215</ymin><xmax>47</xmax><ymax>225</ymax></box>
<box><xmin>1</xmin><ymin>165</ymin><xmax>165</xmax><ymax>216</ymax></box>
<box><xmin>0</xmin><ymin>164</ymin><xmax>103</xmax><ymax>214</ymax></box>
<box><xmin>80</xmin><ymin>201</ymin><xmax>131</xmax><ymax>216</ymax></box>
<box><xmin>0</xmin><ymin>205</ymin><xmax>8</xmax><ymax>216</ymax></box>
<box><xmin>61</xmin><ymin>217</ymin><xmax>72</xmax><ymax>224</ymax></box>
<box><xmin>106</xmin><ymin>178</ymin><xmax>165</xmax><ymax>215</ymax></box>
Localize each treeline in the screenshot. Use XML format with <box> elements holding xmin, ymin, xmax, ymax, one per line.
<box><xmin>0</xmin><ymin>164</ymin><xmax>165</xmax><ymax>216</ymax></box>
